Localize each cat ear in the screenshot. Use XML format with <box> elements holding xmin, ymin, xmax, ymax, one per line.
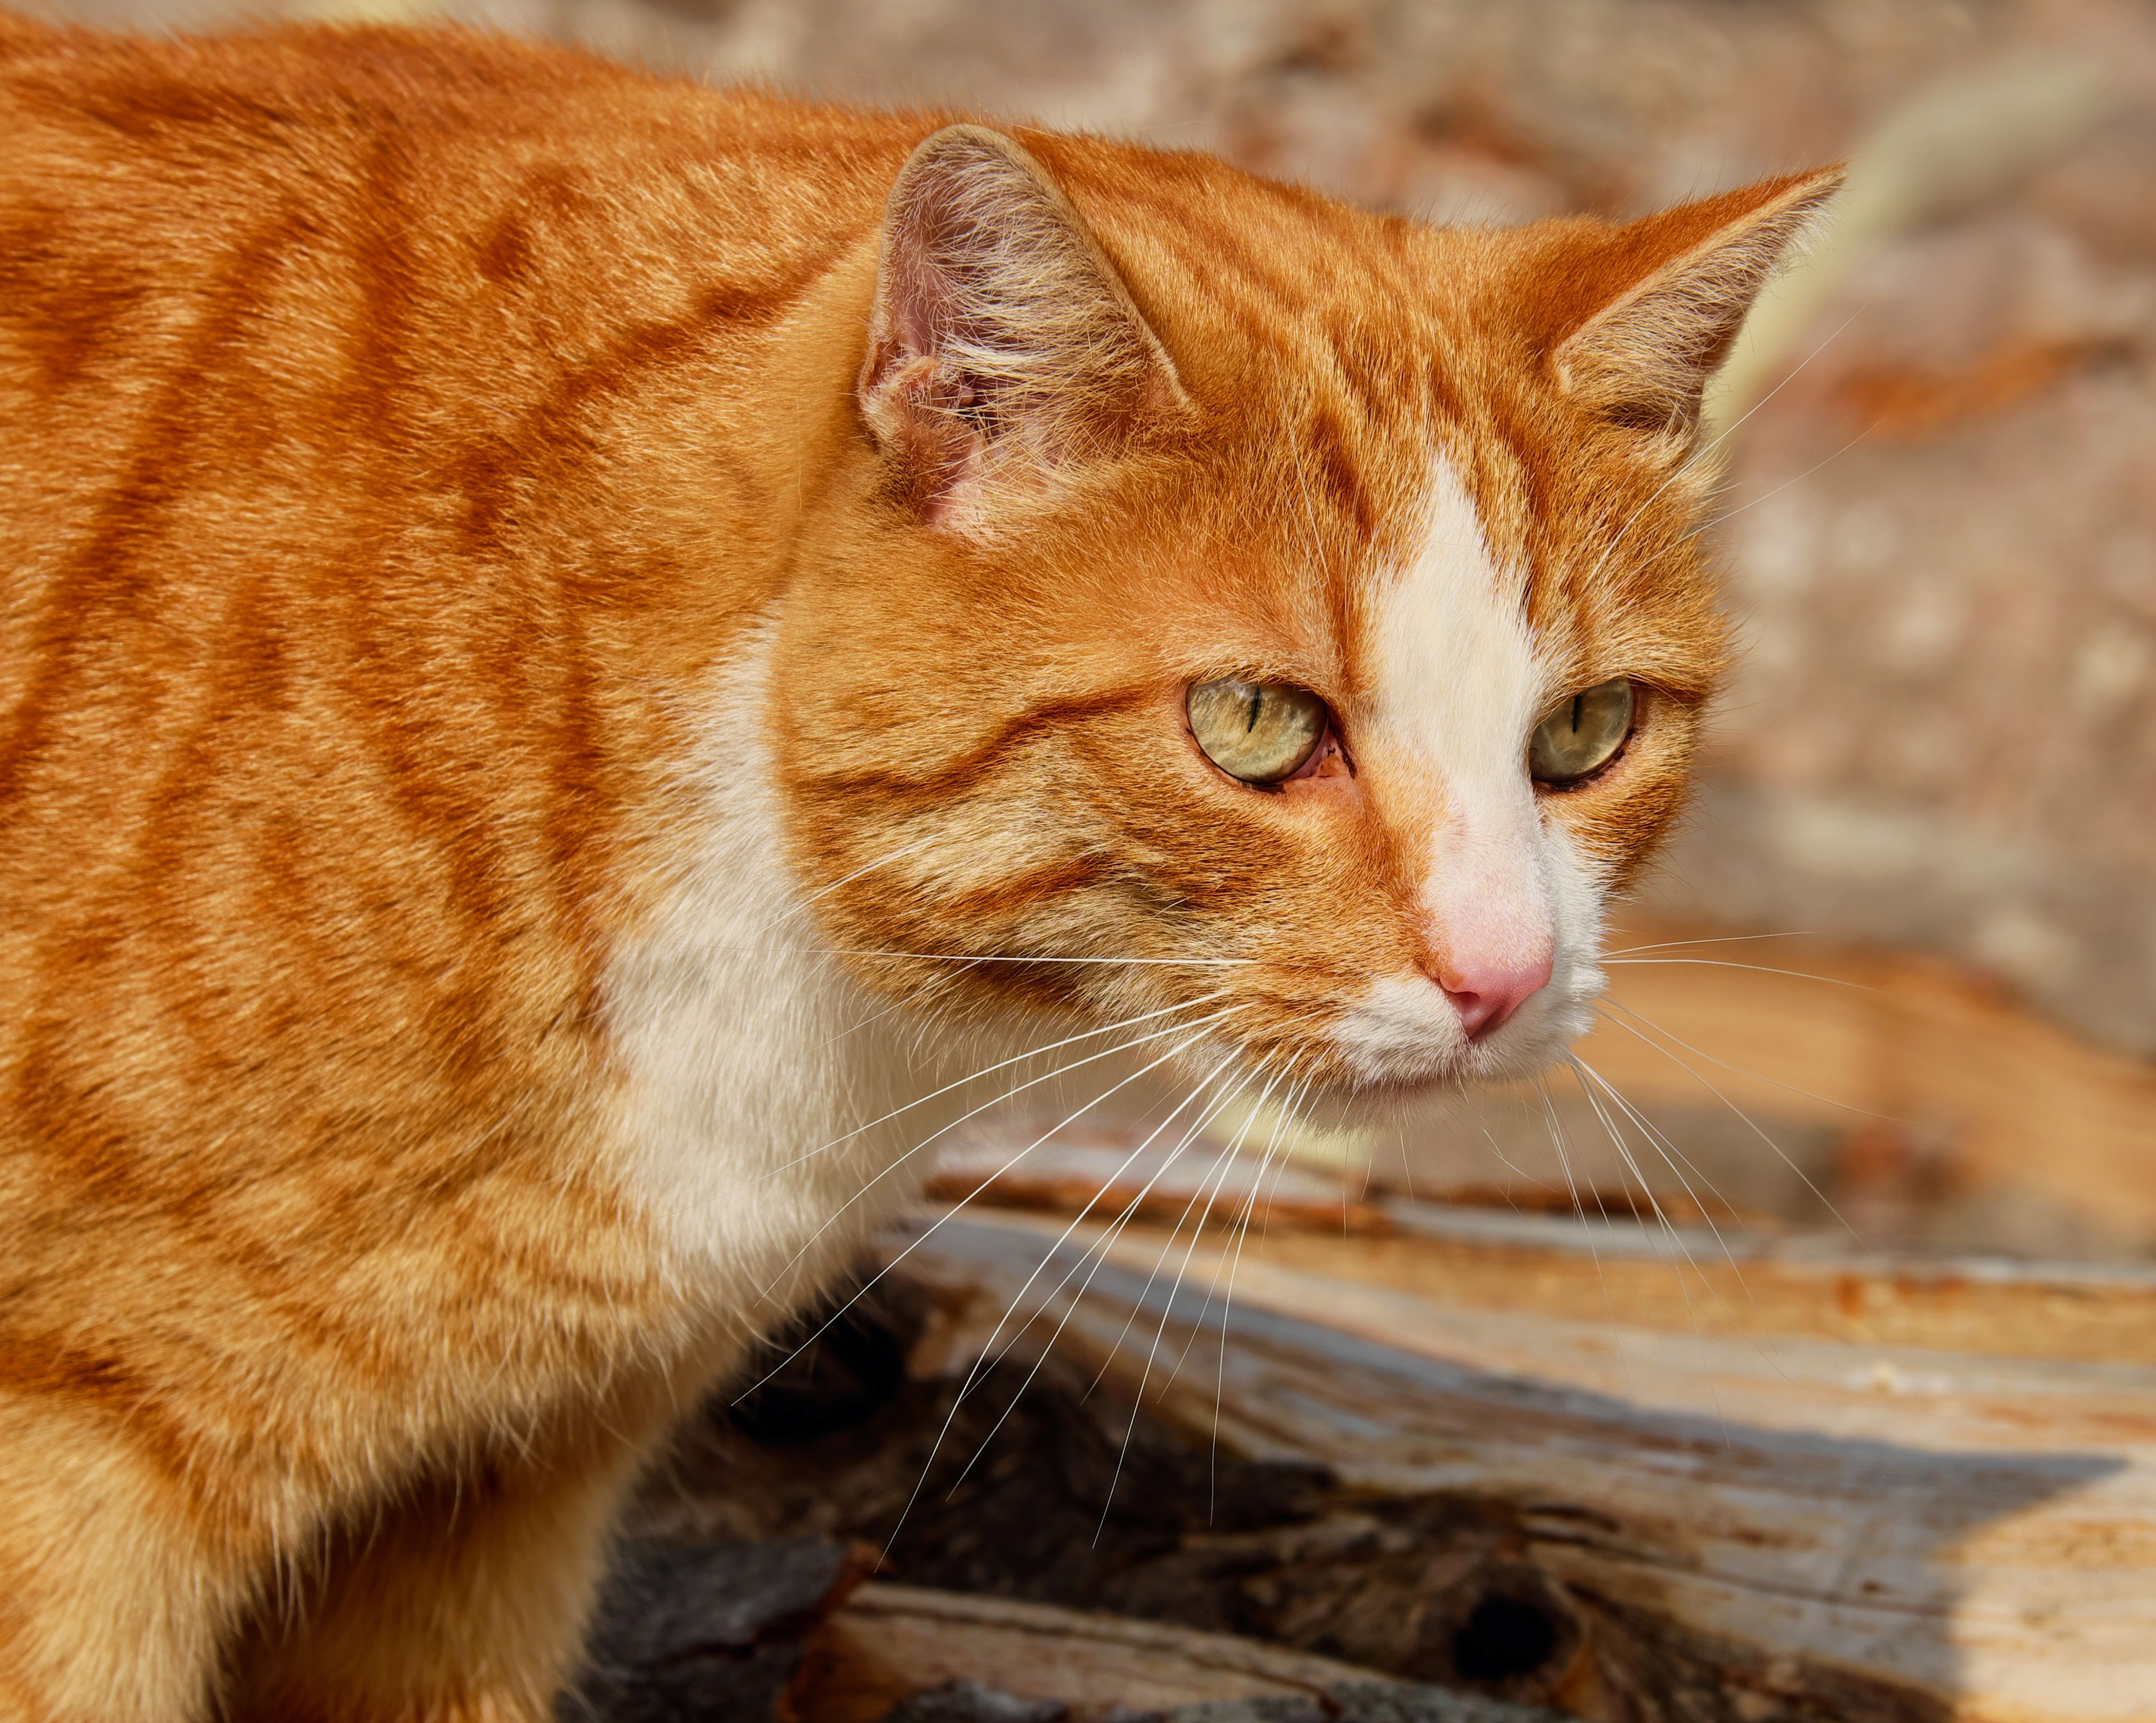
<box><xmin>1546</xmin><ymin>167</ymin><xmax>1843</xmax><ymax>455</ymax></box>
<box><xmin>859</xmin><ymin>124</ymin><xmax>1191</xmax><ymax>529</ymax></box>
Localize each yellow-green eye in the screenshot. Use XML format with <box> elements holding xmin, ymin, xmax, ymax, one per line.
<box><xmin>1530</xmin><ymin>678</ymin><xmax>1635</xmax><ymax>785</ymax></box>
<box><xmin>1187</xmin><ymin>679</ymin><xmax>1328</xmax><ymax>784</ymax></box>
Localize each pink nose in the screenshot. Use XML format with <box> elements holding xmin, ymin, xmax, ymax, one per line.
<box><xmin>1435</xmin><ymin>954</ymin><xmax>1553</xmax><ymax>1040</ymax></box>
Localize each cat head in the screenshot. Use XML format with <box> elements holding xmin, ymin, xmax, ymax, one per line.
<box><xmin>776</xmin><ymin>125</ymin><xmax>1838</xmax><ymax>1102</ymax></box>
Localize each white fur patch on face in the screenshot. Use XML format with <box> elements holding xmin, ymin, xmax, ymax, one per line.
<box><xmin>1333</xmin><ymin>453</ymin><xmax>1605</xmax><ymax>1086</ymax></box>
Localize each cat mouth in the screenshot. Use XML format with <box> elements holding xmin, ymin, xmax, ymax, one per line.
<box><xmin>1316</xmin><ymin>970</ymin><xmax>1596</xmax><ymax>1095</ymax></box>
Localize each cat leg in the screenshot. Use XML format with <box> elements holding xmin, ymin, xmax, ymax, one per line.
<box><xmin>0</xmin><ymin>1391</ymin><xmax>255</xmax><ymax>1723</ymax></box>
<box><xmin>225</xmin><ymin>1418</ymin><xmax>655</xmax><ymax>1723</ymax></box>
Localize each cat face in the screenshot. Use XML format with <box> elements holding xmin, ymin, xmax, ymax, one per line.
<box><xmin>776</xmin><ymin>128</ymin><xmax>1837</xmax><ymax>1102</ymax></box>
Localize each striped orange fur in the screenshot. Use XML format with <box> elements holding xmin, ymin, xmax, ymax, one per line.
<box><xmin>0</xmin><ymin>16</ymin><xmax>1836</xmax><ymax>1720</ymax></box>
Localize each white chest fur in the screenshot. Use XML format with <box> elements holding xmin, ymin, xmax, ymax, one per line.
<box><xmin>600</xmin><ymin>626</ymin><xmax>925</xmax><ymax>1349</ymax></box>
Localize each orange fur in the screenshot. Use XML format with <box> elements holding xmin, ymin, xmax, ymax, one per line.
<box><xmin>0</xmin><ymin>16</ymin><xmax>1836</xmax><ymax>1719</ymax></box>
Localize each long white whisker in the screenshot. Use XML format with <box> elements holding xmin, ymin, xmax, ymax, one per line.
<box><xmin>818</xmin><ymin>958</ymin><xmax>987</xmax><ymax>1050</ymax></box>
<box><xmin>759</xmin><ymin>836</ymin><xmax>938</xmax><ymax>937</ymax></box>
<box><xmin>1575</xmin><ymin>1049</ymin><xmax>1804</xmax><ymax>1391</ymax></box>
<box><xmin>1702</xmin><ymin>422</ymin><xmax>1875</xmax><ymax>530</ymax></box>
<box><xmin>1583</xmin><ymin>308</ymin><xmax>1864</xmax><ymax>589</ymax></box>
<box><xmin>1566</xmin><ymin>1055</ymin><xmax>1714</xmax><ymax>1330</ymax></box>
<box><xmin>736</xmin><ymin>1024</ymin><xmax>1241</xmax><ymax>1404</ymax></box>
<box><xmin>1602</xmin><ymin>957</ymin><xmax>1874</xmax><ymax>990</ymax></box>
<box><xmin>946</xmin><ymin>1059</ymin><xmax>1274</xmax><ymax>1496</ymax></box>
<box><xmin>747</xmin><ymin>1001</ymin><xmax>1245</xmax><ymax>1305</ymax></box>
<box><xmin>764</xmin><ymin>992</ymin><xmax>1234</xmax><ymax>1181</ymax></box>
<box><xmin>979</xmin><ymin>1050</ymin><xmax>1280</xmax><ymax>1399</ymax></box>
<box><xmin>1595</xmin><ymin>989</ymin><xmax>1897</xmax><ymax>1123</ymax></box>
<box><xmin>1075</xmin><ymin>1055</ymin><xmax>1295</xmax><ymax>1408</ymax></box>
<box><xmin>819</xmin><ymin>949</ymin><xmax>1257</xmax><ymax>967</ymax></box>
<box><xmin>1595</xmin><ymin>998</ymin><xmax>1863</xmax><ymax>1237</ymax></box>
<box><xmin>1154</xmin><ymin>1065</ymin><xmax>1293</xmax><ymax>1401</ymax></box>
<box><xmin>1572</xmin><ymin>1055</ymin><xmax>1756</xmax><ymax>1313</ymax></box>
<box><xmin>1704</xmin><ymin>306</ymin><xmax>1865</xmax><ymax>447</ymax></box>
<box><xmin>1208</xmin><ymin>1066</ymin><xmax>1310</xmax><ymax>1518</ymax></box>
<box><xmin>1567</xmin><ymin>1055</ymin><xmax>1736</xmax><ymax>1443</ymax></box>
<box><xmin>871</xmin><ymin>1049</ymin><xmax>1248</xmax><ymax>1555</ymax></box>
<box><xmin>1603</xmin><ymin>931</ymin><xmax>1814</xmax><ymax>957</ymax></box>
<box><xmin>1533</xmin><ymin>1074</ymin><xmax>1614</xmax><ymax>1302</ymax></box>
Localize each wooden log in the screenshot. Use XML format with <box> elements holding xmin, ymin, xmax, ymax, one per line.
<box><xmin>891</xmin><ymin>1208</ymin><xmax>2156</xmax><ymax>1722</ymax></box>
<box><xmin>920</xmin><ymin>1137</ymin><xmax>2156</xmax><ymax>1366</ymax></box>
<box><xmin>1574</xmin><ymin>919</ymin><xmax>2156</xmax><ymax>1248</ymax></box>
<box><xmin>786</xmin><ymin>1583</ymin><xmax>1535</xmax><ymax>1721</ymax></box>
<box><xmin>1221</xmin><ymin>1202</ymin><xmax>2156</xmax><ymax>1368</ymax></box>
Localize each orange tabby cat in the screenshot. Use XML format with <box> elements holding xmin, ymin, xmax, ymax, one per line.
<box><xmin>0</xmin><ymin>15</ymin><xmax>1836</xmax><ymax>1720</ymax></box>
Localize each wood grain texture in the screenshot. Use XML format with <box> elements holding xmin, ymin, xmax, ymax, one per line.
<box><xmin>897</xmin><ymin>1209</ymin><xmax>2156</xmax><ymax>1721</ymax></box>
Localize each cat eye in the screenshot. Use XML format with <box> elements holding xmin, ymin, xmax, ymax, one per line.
<box><xmin>1187</xmin><ymin>679</ymin><xmax>1329</xmax><ymax>784</ymax></box>
<box><xmin>1529</xmin><ymin>678</ymin><xmax>1635</xmax><ymax>786</ymax></box>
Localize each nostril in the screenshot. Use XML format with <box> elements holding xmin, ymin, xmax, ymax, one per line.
<box><xmin>1435</xmin><ymin>954</ymin><xmax>1553</xmax><ymax>1040</ymax></box>
<box><xmin>1443</xmin><ymin>985</ymin><xmax>1501</xmax><ymax>1038</ymax></box>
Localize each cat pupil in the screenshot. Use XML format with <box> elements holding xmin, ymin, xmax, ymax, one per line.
<box><xmin>1246</xmin><ymin>689</ymin><xmax>1263</xmax><ymax>733</ymax></box>
<box><xmin>1570</xmin><ymin>694</ymin><xmax>1584</xmax><ymax>734</ymax></box>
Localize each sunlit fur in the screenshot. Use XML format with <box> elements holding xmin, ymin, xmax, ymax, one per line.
<box><xmin>0</xmin><ymin>16</ymin><xmax>1834</xmax><ymax>1720</ymax></box>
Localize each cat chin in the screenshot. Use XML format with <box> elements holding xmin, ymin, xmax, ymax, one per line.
<box><xmin>1319</xmin><ymin>1040</ymin><xmax>1586</xmax><ymax>1121</ymax></box>
<box><xmin>1326</xmin><ymin>970</ymin><xmax>1599</xmax><ymax>1095</ymax></box>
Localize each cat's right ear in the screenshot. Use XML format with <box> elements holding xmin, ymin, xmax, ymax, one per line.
<box><xmin>858</xmin><ymin>125</ymin><xmax>1192</xmax><ymax>533</ymax></box>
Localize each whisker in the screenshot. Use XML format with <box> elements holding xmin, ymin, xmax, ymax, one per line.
<box><xmin>1207</xmin><ymin>1067</ymin><xmax>1311</xmax><ymax>1518</ymax></box>
<box><xmin>817</xmin><ymin>949</ymin><xmax>1259</xmax><ymax>967</ymax></box>
<box><xmin>1565</xmin><ymin>1055</ymin><xmax>1716</xmax><ymax>1329</ymax></box>
<box><xmin>1574</xmin><ymin>1049</ymin><xmax>1804</xmax><ymax>1394</ymax></box>
<box><xmin>1094</xmin><ymin>1108</ymin><xmax>1262</xmax><ymax>1545</ymax></box>
<box><xmin>1702</xmin><ymin>307</ymin><xmax>1865</xmax><ymax>445</ymax></box>
<box><xmin>1603</xmin><ymin>931</ymin><xmax>1815</xmax><ymax>958</ymax></box>
<box><xmin>735</xmin><ymin>1023</ymin><xmax>1243</xmax><ymax>1405</ymax></box>
<box><xmin>1460</xmin><ymin>1090</ymin><xmax>1565</xmax><ymax>1203</ymax></box>
<box><xmin>1567</xmin><ymin>1056</ymin><xmax>1738</xmax><ymax>1442</ymax></box>
<box><xmin>1595</xmin><ymin>991</ymin><xmax>1897</xmax><ymax>1125</ymax></box>
<box><xmin>1571</xmin><ymin>1055</ymin><xmax>1757</xmax><ymax>1312</ymax></box>
<box><xmin>746</xmin><ymin>1000</ymin><xmax>1244</xmax><ymax>1306</ymax></box>
<box><xmin>1582</xmin><ymin>307</ymin><xmax>1864</xmax><ymax>589</ymax></box>
<box><xmin>1156</xmin><ymin>1064</ymin><xmax>1297</xmax><ymax>1403</ymax></box>
<box><xmin>762</xmin><ymin>992</ymin><xmax>1235</xmax><ymax>1183</ymax></box>
<box><xmin>1534</xmin><ymin>1076</ymin><xmax>1625</xmax><ymax>1369</ymax></box>
<box><xmin>1594</xmin><ymin>998</ymin><xmax>1863</xmax><ymax>1238</ymax></box>
<box><xmin>935</xmin><ymin>1046</ymin><xmax>1252</xmax><ymax>1397</ymax></box>
<box><xmin>817</xmin><ymin>958</ymin><xmax>988</xmax><ymax>1050</ymax></box>
<box><xmin>947</xmin><ymin>1060</ymin><xmax>1270</xmax><ymax>1497</ymax></box>
<box><xmin>756</xmin><ymin>836</ymin><xmax>938</xmax><ymax>938</ymax></box>
<box><xmin>870</xmin><ymin>1049</ymin><xmax>1249</xmax><ymax>1557</ymax></box>
<box><xmin>1081</xmin><ymin>1054</ymin><xmax>1304</xmax><ymax>1411</ymax></box>
<box><xmin>1602</xmin><ymin>958</ymin><xmax>1874</xmax><ymax>990</ymax></box>
<box><xmin>1702</xmin><ymin>421</ymin><xmax>1876</xmax><ymax>531</ymax></box>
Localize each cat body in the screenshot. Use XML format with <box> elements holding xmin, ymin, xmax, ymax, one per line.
<box><xmin>0</xmin><ymin>18</ymin><xmax>1833</xmax><ymax>1720</ymax></box>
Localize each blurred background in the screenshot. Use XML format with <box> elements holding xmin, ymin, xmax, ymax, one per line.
<box><xmin>35</xmin><ymin>0</ymin><xmax>2156</xmax><ymax>1259</ymax></box>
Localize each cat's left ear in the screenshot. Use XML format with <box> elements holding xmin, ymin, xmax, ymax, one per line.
<box><xmin>1544</xmin><ymin>167</ymin><xmax>1844</xmax><ymax>458</ymax></box>
<box><xmin>859</xmin><ymin>124</ymin><xmax>1193</xmax><ymax>532</ymax></box>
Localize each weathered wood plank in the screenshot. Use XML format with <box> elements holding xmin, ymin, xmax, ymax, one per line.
<box><xmin>789</xmin><ymin>1583</ymin><xmax>1545</xmax><ymax>1720</ymax></box>
<box><xmin>894</xmin><ymin>1209</ymin><xmax>2156</xmax><ymax>1722</ymax></box>
<box><xmin>1568</xmin><ymin>920</ymin><xmax>2156</xmax><ymax>1247</ymax></box>
<box><xmin>926</xmin><ymin>1141</ymin><xmax>2156</xmax><ymax>1364</ymax></box>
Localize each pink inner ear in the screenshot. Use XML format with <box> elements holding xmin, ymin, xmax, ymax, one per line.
<box><xmin>884</xmin><ymin>200</ymin><xmax>965</xmax><ymax>363</ymax></box>
<box><xmin>858</xmin><ymin>126</ymin><xmax>1191</xmax><ymax>527</ymax></box>
<box><xmin>864</xmin><ymin>350</ymin><xmax>987</xmax><ymax>521</ymax></box>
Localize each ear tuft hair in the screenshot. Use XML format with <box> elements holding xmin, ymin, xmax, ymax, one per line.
<box><xmin>1549</xmin><ymin>168</ymin><xmax>1843</xmax><ymax>456</ymax></box>
<box><xmin>859</xmin><ymin>125</ymin><xmax>1190</xmax><ymax>529</ymax></box>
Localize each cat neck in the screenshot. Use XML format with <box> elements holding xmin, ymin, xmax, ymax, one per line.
<box><xmin>598</xmin><ymin>619</ymin><xmax>942</xmax><ymax>1318</ymax></box>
